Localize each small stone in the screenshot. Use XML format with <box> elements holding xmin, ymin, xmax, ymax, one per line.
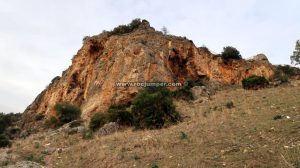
<box><xmin>57</xmin><ymin>148</ymin><xmax>63</xmax><ymax>153</ymax></box>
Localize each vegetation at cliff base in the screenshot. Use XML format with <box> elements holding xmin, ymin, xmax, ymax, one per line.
<box><xmin>0</xmin><ymin>113</ymin><xmax>22</xmax><ymax>148</ymax></box>
<box><xmin>89</xmin><ymin>105</ymin><xmax>133</xmax><ymax>131</ymax></box>
<box><xmin>0</xmin><ymin>134</ymin><xmax>10</xmax><ymax>148</ymax></box>
<box><xmin>54</xmin><ymin>102</ymin><xmax>81</xmax><ymax>124</ymax></box>
<box><xmin>107</xmin><ymin>105</ymin><xmax>133</xmax><ymax>126</ymax></box>
<box><xmin>242</xmin><ymin>75</ymin><xmax>269</xmax><ymax>90</ymax></box>
<box><xmin>272</xmin><ymin>64</ymin><xmax>300</xmax><ymax>82</ymax></box>
<box><xmin>132</xmin><ymin>87</ymin><xmax>181</xmax><ymax>129</ymax></box>
<box><xmin>89</xmin><ymin>113</ymin><xmax>108</xmax><ymax>131</ymax></box>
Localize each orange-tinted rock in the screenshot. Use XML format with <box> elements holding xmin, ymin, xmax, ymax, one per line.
<box><xmin>21</xmin><ymin>21</ymin><xmax>274</xmax><ymax>127</ymax></box>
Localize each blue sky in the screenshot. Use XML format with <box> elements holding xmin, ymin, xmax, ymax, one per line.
<box><xmin>0</xmin><ymin>0</ymin><xmax>299</xmax><ymax>113</ymax></box>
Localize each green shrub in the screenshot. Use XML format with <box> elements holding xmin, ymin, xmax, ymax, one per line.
<box><xmin>151</xmin><ymin>163</ymin><xmax>159</xmax><ymax>168</ymax></box>
<box><xmin>171</xmin><ymin>79</ymin><xmax>204</xmax><ymax>100</ymax></box>
<box><xmin>132</xmin><ymin>87</ymin><xmax>181</xmax><ymax>129</ymax></box>
<box><xmin>226</xmin><ymin>101</ymin><xmax>234</xmax><ymax>109</ymax></box>
<box><xmin>82</xmin><ymin>130</ymin><xmax>93</xmax><ymax>140</ymax></box>
<box><xmin>54</xmin><ymin>102</ymin><xmax>81</xmax><ymax>124</ymax></box>
<box><xmin>0</xmin><ymin>134</ymin><xmax>10</xmax><ymax>148</ymax></box>
<box><xmin>89</xmin><ymin>105</ymin><xmax>133</xmax><ymax>131</ymax></box>
<box><xmin>35</xmin><ymin>113</ymin><xmax>45</xmax><ymax>121</ymax></box>
<box><xmin>0</xmin><ymin>113</ymin><xmax>21</xmax><ymax>134</ymax></box>
<box><xmin>89</xmin><ymin>113</ymin><xmax>108</xmax><ymax>131</ymax></box>
<box><xmin>107</xmin><ymin>18</ymin><xmax>143</xmax><ymax>36</ymax></box>
<box><xmin>107</xmin><ymin>105</ymin><xmax>133</xmax><ymax>126</ymax></box>
<box><xmin>199</xmin><ymin>45</ymin><xmax>211</xmax><ymax>53</ymax></box>
<box><xmin>272</xmin><ymin>70</ymin><xmax>289</xmax><ymax>83</ymax></box>
<box><xmin>221</xmin><ymin>46</ymin><xmax>242</xmax><ymax>60</ymax></box>
<box><xmin>6</xmin><ymin>127</ymin><xmax>21</xmax><ymax>138</ymax></box>
<box><xmin>295</xmin><ymin>160</ymin><xmax>300</xmax><ymax>168</ymax></box>
<box><xmin>273</xmin><ymin>115</ymin><xmax>283</xmax><ymax>120</ymax></box>
<box><xmin>242</xmin><ymin>75</ymin><xmax>269</xmax><ymax>90</ymax></box>
<box><xmin>24</xmin><ymin>154</ymin><xmax>45</xmax><ymax>165</ymax></box>
<box><xmin>44</xmin><ymin>116</ymin><xmax>60</xmax><ymax>129</ymax></box>
<box><xmin>272</xmin><ymin>65</ymin><xmax>300</xmax><ymax>82</ymax></box>
<box><xmin>0</xmin><ymin>113</ymin><xmax>12</xmax><ymax>134</ymax></box>
<box><xmin>180</xmin><ymin>131</ymin><xmax>188</xmax><ymax>140</ymax></box>
<box><xmin>171</xmin><ymin>86</ymin><xmax>193</xmax><ymax>100</ymax></box>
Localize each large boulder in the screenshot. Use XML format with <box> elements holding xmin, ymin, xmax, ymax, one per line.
<box><xmin>249</xmin><ymin>53</ymin><xmax>269</xmax><ymax>62</ymax></box>
<box><xmin>97</xmin><ymin>122</ymin><xmax>120</xmax><ymax>136</ymax></box>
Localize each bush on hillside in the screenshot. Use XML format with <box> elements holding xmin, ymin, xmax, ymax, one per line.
<box><xmin>272</xmin><ymin>65</ymin><xmax>300</xmax><ymax>82</ymax></box>
<box><xmin>172</xmin><ymin>86</ymin><xmax>193</xmax><ymax>100</ymax></box>
<box><xmin>54</xmin><ymin>102</ymin><xmax>81</xmax><ymax>124</ymax></box>
<box><xmin>0</xmin><ymin>113</ymin><xmax>12</xmax><ymax>134</ymax></box>
<box><xmin>132</xmin><ymin>87</ymin><xmax>181</xmax><ymax>129</ymax></box>
<box><xmin>35</xmin><ymin>113</ymin><xmax>45</xmax><ymax>121</ymax></box>
<box><xmin>0</xmin><ymin>113</ymin><xmax>21</xmax><ymax>134</ymax></box>
<box><xmin>89</xmin><ymin>104</ymin><xmax>133</xmax><ymax>131</ymax></box>
<box><xmin>107</xmin><ymin>105</ymin><xmax>133</xmax><ymax>126</ymax></box>
<box><xmin>242</xmin><ymin>75</ymin><xmax>269</xmax><ymax>90</ymax></box>
<box><xmin>221</xmin><ymin>46</ymin><xmax>242</xmax><ymax>60</ymax></box>
<box><xmin>89</xmin><ymin>113</ymin><xmax>108</xmax><ymax>131</ymax></box>
<box><xmin>0</xmin><ymin>134</ymin><xmax>10</xmax><ymax>148</ymax></box>
<box><xmin>171</xmin><ymin>79</ymin><xmax>204</xmax><ymax>100</ymax></box>
<box><xmin>44</xmin><ymin>116</ymin><xmax>60</xmax><ymax>129</ymax></box>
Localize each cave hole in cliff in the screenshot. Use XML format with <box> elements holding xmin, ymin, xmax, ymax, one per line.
<box><xmin>168</xmin><ymin>49</ymin><xmax>188</xmax><ymax>80</ymax></box>
<box><xmin>88</xmin><ymin>40</ymin><xmax>104</xmax><ymax>54</ymax></box>
<box><xmin>67</xmin><ymin>73</ymin><xmax>80</xmax><ymax>94</ymax></box>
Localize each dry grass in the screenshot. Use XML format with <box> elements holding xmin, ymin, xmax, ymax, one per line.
<box><xmin>2</xmin><ymin>82</ymin><xmax>300</xmax><ymax>168</ymax></box>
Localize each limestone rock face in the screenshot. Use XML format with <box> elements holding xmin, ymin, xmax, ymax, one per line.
<box><xmin>250</xmin><ymin>53</ymin><xmax>269</xmax><ymax>62</ymax></box>
<box><xmin>21</xmin><ymin>21</ymin><xmax>274</xmax><ymax>127</ymax></box>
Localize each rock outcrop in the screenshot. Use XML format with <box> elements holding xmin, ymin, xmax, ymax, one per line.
<box><xmin>21</xmin><ymin>20</ymin><xmax>274</xmax><ymax>127</ymax></box>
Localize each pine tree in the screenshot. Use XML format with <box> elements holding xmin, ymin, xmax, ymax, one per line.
<box><xmin>291</xmin><ymin>40</ymin><xmax>300</xmax><ymax>65</ymax></box>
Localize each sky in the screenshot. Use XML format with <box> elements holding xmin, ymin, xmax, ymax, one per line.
<box><xmin>0</xmin><ymin>0</ymin><xmax>299</xmax><ymax>113</ymax></box>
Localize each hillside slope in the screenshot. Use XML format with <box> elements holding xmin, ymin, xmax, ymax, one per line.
<box><xmin>3</xmin><ymin>82</ymin><xmax>300</xmax><ymax>168</ymax></box>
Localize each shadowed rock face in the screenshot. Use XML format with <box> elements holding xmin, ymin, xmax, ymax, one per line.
<box><xmin>21</xmin><ymin>21</ymin><xmax>274</xmax><ymax>127</ymax></box>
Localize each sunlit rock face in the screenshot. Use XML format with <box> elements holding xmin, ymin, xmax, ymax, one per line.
<box><xmin>21</xmin><ymin>21</ymin><xmax>273</xmax><ymax>127</ymax></box>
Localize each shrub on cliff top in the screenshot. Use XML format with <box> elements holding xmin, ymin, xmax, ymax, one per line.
<box><xmin>242</xmin><ymin>75</ymin><xmax>269</xmax><ymax>90</ymax></box>
<box><xmin>107</xmin><ymin>18</ymin><xmax>143</xmax><ymax>36</ymax></box>
<box><xmin>54</xmin><ymin>102</ymin><xmax>81</xmax><ymax>124</ymax></box>
<box><xmin>221</xmin><ymin>46</ymin><xmax>242</xmax><ymax>60</ymax></box>
<box><xmin>132</xmin><ymin>87</ymin><xmax>181</xmax><ymax>129</ymax></box>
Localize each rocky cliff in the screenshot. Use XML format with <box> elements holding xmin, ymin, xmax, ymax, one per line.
<box><xmin>21</xmin><ymin>20</ymin><xmax>274</xmax><ymax>126</ymax></box>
